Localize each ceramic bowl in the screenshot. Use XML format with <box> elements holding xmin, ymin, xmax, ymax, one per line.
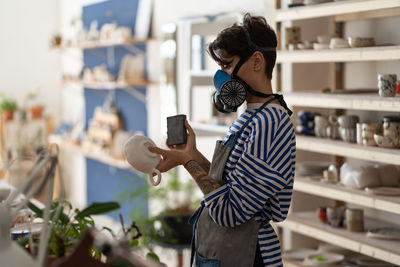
<box><xmin>329</xmin><ymin>38</ymin><xmax>349</xmax><ymax>49</ymax></box>
<box><xmin>348</xmin><ymin>37</ymin><xmax>375</xmax><ymax>48</ymax></box>
<box><xmin>317</xmin><ymin>35</ymin><xmax>331</xmax><ymax>44</ymax></box>
<box><xmin>374</xmin><ymin>134</ymin><xmax>399</xmax><ymax>148</ymax></box>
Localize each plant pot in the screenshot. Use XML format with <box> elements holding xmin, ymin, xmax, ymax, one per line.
<box><xmin>157</xmin><ymin>213</ymin><xmax>193</xmax><ymax>245</ymax></box>
<box><xmin>2</xmin><ymin>110</ymin><xmax>14</xmax><ymax>121</ymax></box>
<box><xmin>30</xmin><ymin>105</ymin><xmax>44</xmax><ymax>119</ymax></box>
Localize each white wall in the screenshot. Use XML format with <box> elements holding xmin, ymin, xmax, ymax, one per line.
<box><xmin>0</xmin><ymin>0</ymin><xmax>61</xmax><ymax>121</ymax></box>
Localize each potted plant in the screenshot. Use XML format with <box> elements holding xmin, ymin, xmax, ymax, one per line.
<box><xmin>0</xmin><ymin>96</ymin><xmax>18</xmax><ymax>121</ymax></box>
<box><xmin>26</xmin><ymin>90</ymin><xmax>44</xmax><ymax>120</ymax></box>
<box><xmin>18</xmin><ymin>199</ymin><xmax>163</xmax><ymax>266</ymax></box>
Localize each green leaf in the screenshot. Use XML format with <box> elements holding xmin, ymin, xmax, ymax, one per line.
<box><xmin>146</xmin><ymin>252</ymin><xmax>160</xmax><ymax>263</ymax></box>
<box><xmin>28</xmin><ymin>201</ymin><xmax>43</xmax><ymax>218</ymax></box>
<box><xmin>129</xmin><ymin>239</ymin><xmax>139</xmax><ymax>246</ymax></box>
<box><xmin>75</xmin><ymin>202</ymin><xmax>120</xmax><ymax>219</ymax></box>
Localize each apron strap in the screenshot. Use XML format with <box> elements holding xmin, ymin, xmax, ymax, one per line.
<box><xmin>189</xmin><ymin>201</ymin><xmax>205</xmax><ymax>267</ymax></box>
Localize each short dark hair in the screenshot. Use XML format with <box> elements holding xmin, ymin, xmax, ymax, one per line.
<box><xmin>207</xmin><ymin>13</ymin><xmax>277</xmax><ymax>80</ymax></box>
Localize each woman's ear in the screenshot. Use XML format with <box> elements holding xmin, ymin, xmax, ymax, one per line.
<box><xmin>252</xmin><ymin>51</ymin><xmax>265</xmax><ymax>72</ymax></box>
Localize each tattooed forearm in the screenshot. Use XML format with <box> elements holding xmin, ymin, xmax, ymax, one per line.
<box><xmin>188</xmin><ymin>150</ymin><xmax>211</xmax><ymax>173</ymax></box>
<box><xmin>196</xmin><ymin>157</ymin><xmax>211</xmax><ymax>174</ymax></box>
<box><xmin>184</xmin><ymin>160</ymin><xmax>220</xmax><ymax>194</ymax></box>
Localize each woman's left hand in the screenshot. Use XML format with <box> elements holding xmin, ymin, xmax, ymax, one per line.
<box><xmin>148</xmin><ymin>146</ymin><xmax>192</xmax><ymax>173</ymax></box>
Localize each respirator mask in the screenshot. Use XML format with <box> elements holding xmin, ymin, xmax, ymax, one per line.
<box><xmin>212</xmin><ymin>27</ymin><xmax>277</xmax><ymax>113</ymax></box>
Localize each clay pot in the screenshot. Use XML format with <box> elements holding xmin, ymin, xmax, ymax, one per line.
<box><xmin>30</xmin><ymin>105</ymin><xmax>44</xmax><ymax>119</ymax></box>
<box><xmin>2</xmin><ymin>111</ymin><xmax>14</xmax><ymax>121</ymax></box>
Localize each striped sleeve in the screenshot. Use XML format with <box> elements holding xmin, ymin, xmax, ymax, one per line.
<box><xmin>204</xmin><ymin>109</ymin><xmax>295</xmax><ymax>228</ymax></box>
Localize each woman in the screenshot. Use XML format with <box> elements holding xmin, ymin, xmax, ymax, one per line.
<box><xmin>149</xmin><ymin>13</ymin><xmax>296</xmax><ymax>267</ymax></box>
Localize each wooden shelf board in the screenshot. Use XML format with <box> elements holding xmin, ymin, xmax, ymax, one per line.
<box><xmin>83</xmin><ymin>80</ymin><xmax>153</xmax><ymax>89</ymax></box>
<box><xmin>275</xmin><ymin>0</ymin><xmax>400</xmax><ymax>21</ymax></box>
<box><xmin>277</xmin><ymin>211</ymin><xmax>400</xmax><ymax>265</ymax></box>
<box><xmin>191</xmin><ymin>122</ymin><xmax>228</xmax><ymax>136</ymax></box>
<box><xmin>294</xmin><ymin>176</ymin><xmax>400</xmax><ymax>215</ymax></box>
<box><xmin>277</xmin><ymin>46</ymin><xmax>400</xmax><ymax>63</ymax></box>
<box><xmin>59</xmin><ymin>142</ymin><xmax>130</xmax><ymax>169</ymax></box>
<box><xmin>61</xmin><ymin>80</ymin><xmax>155</xmax><ymax>89</ymax></box>
<box><xmin>296</xmin><ymin>135</ymin><xmax>400</xmax><ymax>165</ymax></box>
<box><xmin>53</xmin><ymin>37</ymin><xmax>153</xmax><ymax>49</ymax></box>
<box><xmin>284</xmin><ymin>92</ymin><xmax>400</xmax><ymax>112</ymax></box>
<box><xmin>189</xmin><ymin>71</ymin><xmax>214</xmax><ymax>86</ymax></box>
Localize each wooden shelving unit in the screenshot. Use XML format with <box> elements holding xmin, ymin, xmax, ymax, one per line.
<box><xmin>275</xmin><ymin>1</ymin><xmax>400</xmax><ymax>264</ymax></box>
<box><xmin>59</xmin><ymin>141</ymin><xmax>130</xmax><ymax>169</ymax></box>
<box><xmin>284</xmin><ymin>92</ymin><xmax>400</xmax><ymax>112</ymax></box>
<box><xmin>296</xmin><ymin>135</ymin><xmax>400</xmax><ymax>165</ymax></box>
<box><xmin>294</xmin><ymin>176</ymin><xmax>400</xmax><ymax>215</ymax></box>
<box><xmin>275</xmin><ymin>0</ymin><xmax>400</xmax><ymax>21</ymax></box>
<box><xmin>53</xmin><ymin>37</ymin><xmax>152</xmax><ymax>49</ymax></box>
<box><xmin>277</xmin><ymin>45</ymin><xmax>400</xmax><ymax>63</ymax></box>
<box><xmin>276</xmin><ymin>211</ymin><xmax>400</xmax><ymax>265</ymax></box>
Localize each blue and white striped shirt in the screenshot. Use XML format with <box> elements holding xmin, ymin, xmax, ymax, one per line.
<box><xmin>204</xmin><ymin>103</ymin><xmax>296</xmax><ymax>266</ymax></box>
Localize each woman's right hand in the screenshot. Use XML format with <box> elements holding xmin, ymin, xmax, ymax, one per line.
<box><xmin>167</xmin><ymin>120</ymin><xmax>198</xmax><ymax>157</ymax></box>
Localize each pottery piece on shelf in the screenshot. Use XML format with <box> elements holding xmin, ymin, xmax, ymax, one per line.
<box><xmin>367</xmin><ymin>227</ymin><xmax>400</xmax><ymax>240</ymax></box>
<box><xmin>304</xmin><ymin>252</ymin><xmax>344</xmax><ymax>265</ymax></box>
<box><xmin>118</xmin><ymin>54</ymin><xmax>146</xmax><ymax>83</ymax></box>
<box><xmin>283</xmin><ymin>248</ymin><xmax>318</xmax><ymax>261</ymax></box>
<box><xmin>340</xmin><ymin>163</ymin><xmax>380</xmax><ymax>189</ymax></box>
<box><xmin>345</xmin><ymin>208</ymin><xmax>364</xmax><ymax>232</ymax></box>
<box><xmin>285</xmin><ymin>27</ymin><xmax>301</xmax><ymax>49</ymax></box>
<box><xmin>296</xmin><ymin>161</ymin><xmax>331</xmax><ymax>177</ymax></box>
<box><xmin>348</xmin><ymin>37</ymin><xmax>375</xmax><ymax>48</ymax></box>
<box><xmin>313</xmin><ymin>43</ymin><xmax>329</xmax><ymax>50</ymax></box>
<box><xmin>365</xmin><ymin>187</ymin><xmax>400</xmax><ymax>196</ymax></box>
<box><xmin>329</xmin><ymin>38</ymin><xmax>349</xmax><ymax>49</ymax></box>
<box><xmin>373</xmin><ymin>134</ymin><xmax>398</xmax><ymax>148</ymax></box>
<box><xmin>378</xmin><ymin>74</ymin><xmax>397</xmax><ymax>97</ymax></box>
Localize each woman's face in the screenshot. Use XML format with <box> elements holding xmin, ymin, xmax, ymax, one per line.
<box><xmin>216</xmin><ymin>50</ymin><xmax>252</xmax><ymax>81</ymax></box>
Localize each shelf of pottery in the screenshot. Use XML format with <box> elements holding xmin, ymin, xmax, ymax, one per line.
<box><xmin>54</xmin><ymin>1</ymin><xmax>159</xmax><ymax>169</ymax></box>
<box><xmin>52</xmin><ymin>0</ymin><xmax>158</xmax><ymax>220</ymax></box>
<box><xmin>273</xmin><ymin>0</ymin><xmax>400</xmax><ymax>266</ymax></box>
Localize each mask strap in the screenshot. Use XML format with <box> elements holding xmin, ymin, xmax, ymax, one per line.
<box><xmin>242</xmin><ymin>26</ymin><xmax>276</xmax><ymax>53</ymax></box>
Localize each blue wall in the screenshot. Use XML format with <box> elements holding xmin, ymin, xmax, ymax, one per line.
<box><xmin>83</xmin><ymin>0</ymin><xmax>140</xmax><ymax>35</ymax></box>
<box><xmin>83</xmin><ymin>0</ymin><xmax>149</xmax><ymax>220</ymax></box>
<box><xmin>86</xmin><ymin>159</ymin><xmax>148</xmax><ymax>220</ymax></box>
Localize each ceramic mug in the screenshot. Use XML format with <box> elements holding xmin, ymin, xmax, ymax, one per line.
<box><xmin>339</xmin><ymin>127</ymin><xmax>357</xmax><ymax>143</ymax></box>
<box><xmin>383</xmin><ymin>116</ymin><xmax>400</xmax><ymax>138</ymax></box>
<box><xmin>378</xmin><ymin>74</ymin><xmax>397</xmax><ymax>97</ymax></box>
<box><xmin>124</xmin><ymin>134</ymin><xmax>162</xmax><ymax>186</ymax></box>
<box><xmin>327</xmin><ymin>206</ymin><xmax>344</xmax><ymax>228</ymax></box>
<box><xmin>361</xmin><ymin>123</ymin><xmax>380</xmax><ymax>146</ymax></box>
<box><xmin>345</xmin><ymin>208</ymin><xmax>364</xmax><ymax>232</ymax></box>
<box><xmin>338</xmin><ymin>115</ymin><xmax>359</xmax><ymax>128</ymax></box>
<box><xmin>356</xmin><ymin>123</ymin><xmax>363</xmax><ymax>145</ymax></box>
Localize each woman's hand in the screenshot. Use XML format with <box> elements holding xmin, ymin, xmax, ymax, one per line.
<box><xmin>167</xmin><ymin>120</ymin><xmax>198</xmax><ymax>157</ymax></box>
<box><xmin>148</xmin><ymin>146</ymin><xmax>192</xmax><ymax>173</ymax></box>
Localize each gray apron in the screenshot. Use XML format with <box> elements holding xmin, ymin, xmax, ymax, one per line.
<box><xmin>189</xmin><ymin>98</ymin><xmax>277</xmax><ymax>267</ymax></box>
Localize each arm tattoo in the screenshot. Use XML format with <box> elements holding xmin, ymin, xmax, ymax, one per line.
<box><xmin>184</xmin><ymin>160</ymin><xmax>220</xmax><ymax>194</ymax></box>
<box><xmin>197</xmin><ymin>158</ymin><xmax>211</xmax><ymax>174</ymax></box>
